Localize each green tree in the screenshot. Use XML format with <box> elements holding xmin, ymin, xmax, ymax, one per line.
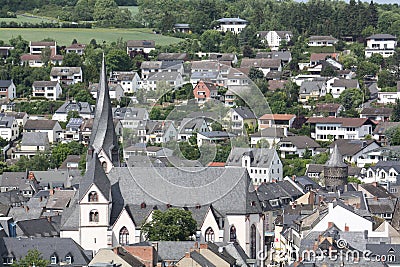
<box><xmin>211</xmin><ymin>122</ymin><xmax>222</xmax><ymax>131</ymax></box>
<box><xmin>391</xmin><ymin>99</ymin><xmax>400</xmax><ymax>122</ymax></box>
<box><xmin>67</xmin><ymin>110</ymin><xmax>81</xmax><ymax>122</ymax></box>
<box><xmin>74</xmin><ymin>89</ymin><xmax>95</xmax><ymax>104</ymax></box>
<box><xmin>256</xmin><ymin>139</ymin><xmax>270</xmax><ymax>148</ymax></box>
<box><xmin>357</xmin><ymin>61</ymin><xmax>379</xmax><ymax>78</ymax></box>
<box><xmin>93</xmin><ymin>0</ymin><xmax>119</xmax><ymax>21</ymax></box>
<box><xmin>141</xmin><ymin>208</ymin><xmax>197</xmax><ymax>241</ymax></box>
<box><xmin>248</xmin><ymin>67</ymin><xmax>264</xmax><ymax>81</ymax></box>
<box><xmin>62</xmin><ymin>52</ymin><xmax>83</xmax><ymax>67</ymax></box>
<box><xmin>106</xmin><ymin>49</ymin><xmax>132</xmax><ymax>71</ymax></box>
<box><xmin>378</xmin><ymin>70</ymin><xmax>397</xmax><ymax>88</ymax></box>
<box><xmin>385</xmin><ymin>126</ymin><xmax>400</xmax><ymax>146</ymax></box>
<box><xmin>200</xmin><ymin>30</ymin><xmax>221</xmax><ymax>52</ymax></box>
<box><xmin>11</xmin><ymin>249</ymin><xmax>49</xmax><ymax>267</ymax></box>
<box><xmin>339</xmin><ymin>88</ymin><xmax>364</xmax><ymax>111</ymax></box>
<box><xmin>72</xmin><ymin>0</ymin><xmax>96</xmax><ymax>21</ymax></box>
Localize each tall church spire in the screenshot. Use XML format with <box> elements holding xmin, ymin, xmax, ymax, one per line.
<box><xmin>89</xmin><ymin>54</ymin><xmax>119</xmax><ymax>171</ymax></box>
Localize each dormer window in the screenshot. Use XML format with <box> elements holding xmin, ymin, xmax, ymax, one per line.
<box><xmin>3</xmin><ymin>257</ymin><xmax>13</xmax><ymax>265</ymax></box>
<box><xmin>50</xmin><ymin>254</ymin><xmax>58</xmax><ymax>265</ymax></box>
<box><xmin>65</xmin><ymin>255</ymin><xmax>72</xmax><ymax>264</ymax></box>
<box><xmin>88</xmin><ymin>191</ymin><xmax>98</xmax><ymax>202</ymax></box>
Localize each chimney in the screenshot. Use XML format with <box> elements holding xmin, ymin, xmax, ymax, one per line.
<box><xmin>328</xmin><ymin>222</ymin><xmax>333</xmax><ymax>228</ymax></box>
<box><xmin>25</xmin><ymin>206</ymin><xmax>29</xmax><ymax>212</ymax></box>
<box><xmin>185</xmin><ymin>252</ymin><xmax>190</xmax><ymax>258</ymax></box>
<box><xmin>200</xmin><ymin>243</ymin><xmax>208</xmax><ymax>249</ymax></box>
<box><xmin>151</xmin><ymin>242</ymin><xmax>158</xmax><ymax>251</ymax></box>
<box><xmin>284</xmin><ymin>127</ymin><xmax>288</xmax><ymax>137</ymax></box>
<box><xmin>345</xmin><ymin>225</ymin><xmax>349</xmax><ymax>232</ymax></box>
<box><xmin>292</xmin><ymin>175</ymin><xmax>296</xmax><ymax>181</ymax></box>
<box><xmin>372</xmin><ymin>182</ymin><xmax>377</xmax><ymax>187</ymax></box>
<box><xmin>49</xmin><ymin>189</ymin><xmax>54</xmax><ymax>196</ymax></box>
<box><xmin>194</xmin><ymin>242</ymin><xmax>198</xmax><ymax>249</ymax></box>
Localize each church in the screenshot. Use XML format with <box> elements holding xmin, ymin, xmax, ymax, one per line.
<box><xmin>60</xmin><ymin>56</ymin><xmax>265</xmax><ymax>262</ymax></box>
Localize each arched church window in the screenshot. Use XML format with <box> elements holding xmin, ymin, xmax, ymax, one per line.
<box><xmin>89</xmin><ymin>209</ymin><xmax>99</xmax><ymax>222</ymax></box>
<box><xmin>88</xmin><ymin>191</ymin><xmax>98</xmax><ymax>202</ymax></box>
<box><xmin>119</xmin><ymin>227</ymin><xmax>129</xmax><ymax>245</ymax></box>
<box><xmin>230</xmin><ymin>225</ymin><xmax>236</xmax><ymax>242</ymax></box>
<box><xmin>250</xmin><ymin>224</ymin><xmax>257</xmax><ymax>259</ymax></box>
<box><xmin>205</xmin><ymin>227</ymin><xmax>214</xmax><ymax>242</ymax></box>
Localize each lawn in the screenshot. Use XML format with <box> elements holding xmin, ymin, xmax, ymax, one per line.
<box><xmin>0</xmin><ymin>14</ymin><xmax>55</xmax><ymax>24</ymax></box>
<box><xmin>119</xmin><ymin>6</ymin><xmax>139</xmax><ymax>17</ymax></box>
<box><xmin>0</xmin><ymin>28</ymin><xmax>182</xmax><ymax>46</ymax></box>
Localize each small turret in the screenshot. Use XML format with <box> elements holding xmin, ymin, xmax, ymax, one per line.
<box><xmin>324</xmin><ymin>144</ymin><xmax>348</xmax><ymax>192</ymax></box>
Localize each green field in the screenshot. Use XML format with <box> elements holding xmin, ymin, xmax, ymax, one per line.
<box><xmin>119</xmin><ymin>6</ymin><xmax>139</xmax><ymax>16</ymax></box>
<box><xmin>0</xmin><ymin>14</ymin><xmax>55</xmax><ymax>24</ymax></box>
<box><xmin>0</xmin><ymin>28</ymin><xmax>182</xmax><ymax>46</ymax></box>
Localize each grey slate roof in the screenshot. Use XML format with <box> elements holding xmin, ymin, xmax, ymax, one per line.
<box><xmin>332</xmin><ymin>78</ymin><xmax>358</xmax><ymax>88</ymax></box>
<box><xmin>54</xmin><ymin>101</ymin><xmax>94</xmax><ymax>115</ymax></box>
<box><xmin>232</xmin><ymin>106</ymin><xmax>257</xmax><ymax>119</ymax></box>
<box><xmin>108</xmin><ymin>167</ymin><xmax>262</xmax><ymax>216</ymax></box>
<box><xmin>79</xmin><ymin>153</ymin><xmax>111</xmax><ymax>201</ymax></box>
<box><xmin>147</xmin><ymin>72</ymin><xmax>181</xmax><ymax>82</ymax></box>
<box><xmin>24</xmin><ymin>119</ymin><xmax>59</xmax><ymax>130</ymax></box>
<box><xmin>299</xmin><ymin>80</ymin><xmax>325</xmax><ymax>94</ymax></box>
<box><xmin>113</xmin><ymin>107</ymin><xmax>148</xmax><ymax>120</ymax></box>
<box><xmin>325</xmin><ymin>144</ymin><xmax>347</xmax><ymax>167</ymax></box>
<box><xmin>157</xmin><ymin>53</ymin><xmax>187</xmax><ymax>61</ymax></box>
<box><xmin>131</xmin><ymin>241</ymin><xmax>197</xmax><ymax>261</ymax></box>
<box><xmin>32</xmin><ymin>81</ymin><xmax>58</xmax><ymax>87</ymax></box>
<box><xmin>21</xmin><ymin>132</ymin><xmax>49</xmax><ymax>147</ymax></box>
<box><xmin>89</xmin><ymin>55</ymin><xmax>119</xmax><ymax>167</ymax></box>
<box><xmin>226</xmin><ymin>147</ymin><xmax>277</xmax><ymax>168</ymax></box>
<box><xmin>126</xmin><ymin>40</ymin><xmax>155</xmax><ymax>48</ymax></box>
<box><xmin>0</xmin><ymin>80</ymin><xmax>12</xmax><ymax>87</ymax></box>
<box><xmin>361</xmin><ymin>107</ymin><xmax>393</xmax><ymax>117</ymax></box>
<box><xmin>189</xmin><ymin>251</ymin><xmax>216</xmax><ymax>267</ymax></box>
<box><xmin>50</xmin><ymin>67</ymin><xmax>81</xmax><ymax>76</ymax></box>
<box><xmin>250</xmin><ymin>128</ymin><xmax>287</xmax><ymax>138</ymax></box>
<box><xmin>329</xmin><ymin>139</ymin><xmax>377</xmax><ymax>157</ymax></box>
<box><xmin>0</xmin><ymin>237</ymin><xmax>91</xmax><ymax>266</ymax></box>
<box><xmin>367</xmin><ymin>34</ymin><xmax>396</xmax><ymax>40</ymax></box>
<box><xmin>16</xmin><ymin>218</ymin><xmax>58</xmax><ymax>237</ymax></box>
<box><xmin>279</xmin><ymin>136</ymin><xmax>320</xmax><ymax>149</ymax></box>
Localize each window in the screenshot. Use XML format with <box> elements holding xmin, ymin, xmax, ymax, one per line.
<box><xmin>51</xmin><ymin>255</ymin><xmax>57</xmax><ymax>265</ymax></box>
<box><xmin>89</xmin><ymin>210</ymin><xmax>99</xmax><ymax>222</ymax></box>
<box><xmin>119</xmin><ymin>227</ymin><xmax>129</xmax><ymax>245</ymax></box>
<box><xmin>205</xmin><ymin>227</ymin><xmax>215</xmax><ymax>242</ymax></box>
<box><xmin>102</xmin><ymin>162</ymin><xmax>107</xmax><ymax>172</ymax></box>
<box><xmin>65</xmin><ymin>255</ymin><xmax>72</xmax><ymax>264</ymax></box>
<box><xmin>88</xmin><ymin>191</ymin><xmax>98</xmax><ymax>202</ymax></box>
<box><xmin>3</xmin><ymin>257</ymin><xmax>13</xmax><ymax>265</ymax></box>
<box><xmin>230</xmin><ymin>225</ymin><xmax>237</xmax><ymax>242</ymax></box>
<box><xmin>250</xmin><ymin>224</ymin><xmax>257</xmax><ymax>259</ymax></box>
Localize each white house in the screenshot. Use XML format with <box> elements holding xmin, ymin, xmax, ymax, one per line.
<box><xmin>308</xmin><ymin>36</ymin><xmax>338</xmax><ymax>47</ymax></box>
<box><xmin>329</xmin><ymin>139</ymin><xmax>380</xmax><ymax>167</ymax></box>
<box><xmin>278</xmin><ymin>135</ymin><xmax>321</xmax><ymax>158</ymax></box>
<box><xmin>240</xmin><ymin>58</ymin><xmax>282</xmax><ymax>76</ymax></box>
<box><xmin>226</xmin><ymin>147</ymin><xmax>283</xmax><ymax>185</ymax></box>
<box><xmin>109</xmin><ymin>71</ymin><xmax>141</xmax><ymax>94</ymax></box>
<box><xmin>52</xmin><ymin>101</ymin><xmax>94</xmax><ymax>122</ymax></box>
<box><xmin>65</xmin><ymin>43</ymin><xmax>86</xmax><ymax>55</ymax></box>
<box><xmin>0</xmin><ymin>115</ymin><xmax>19</xmax><ymax>141</ymax></box>
<box><xmin>90</xmin><ymin>83</ymin><xmax>124</xmax><ymax>101</ymax></box>
<box><xmin>363</xmin><ymin>161</ymin><xmax>400</xmax><ymax>186</ymax></box>
<box><xmin>306</xmin><ymin>117</ymin><xmax>374</xmax><ymax>141</ymax></box>
<box><xmin>310</xmin><ymin>202</ymin><xmax>373</xmax><ymax>233</ymax></box>
<box><xmin>13</xmin><ymin>132</ymin><xmax>50</xmax><ymax>159</ymax></box>
<box><xmin>126</xmin><ymin>40</ymin><xmax>155</xmax><ymax>55</ymax></box>
<box><xmin>326</xmin><ymin>78</ymin><xmax>359</xmax><ymax>98</ymax></box>
<box><xmin>142</xmin><ymin>72</ymin><xmax>183</xmax><ymax>91</ymax></box>
<box><xmin>265</xmin><ymin>31</ymin><xmax>293</xmax><ymax>50</ymax></box>
<box><xmin>32</xmin><ymin>81</ymin><xmax>62</xmax><ymax>100</ymax></box>
<box><xmin>365</xmin><ymin>34</ymin><xmax>397</xmax><ymax>58</ymax></box>
<box><xmin>229</xmin><ymin>107</ymin><xmax>257</xmax><ymax>135</ymax></box>
<box><xmin>0</xmin><ymin>80</ymin><xmax>16</xmax><ymax>101</ymax></box>
<box><xmin>23</xmin><ymin>119</ymin><xmax>63</xmax><ymax>143</ymax></box>
<box><xmin>258</xmin><ymin>114</ymin><xmax>296</xmax><ymax>129</ymax></box>
<box><xmin>178</xmin><ymin>117</ymin><xmax>209</xmax><ymax>141</ymax></box>
<box><xmin>50</xmin><ymin>67</ymin><xmax>83</xmax><ymax>85</ymax></box>
<box><xmin>216</xmin><ymin>18</ymin><xmax>247</xmax><ymax>34</ymax></box>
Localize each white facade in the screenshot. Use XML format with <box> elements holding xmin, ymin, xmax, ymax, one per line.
<box><xmin>311</xmin><ymin>203</ymin><xmax>373</xmax><ymax>233</ymax></box>
<box><xmin>313</xmin><ymin>123</ymin><xmax>372</xmax><ymax>141</ymax></box>
<box><xmin>377</xmin><ymin>91</ymin><xmax>400</xmax><ymax>104</ymax></box>
<box><xmin>217</xmin><ymin>18</ymin><xmax>247</xmax><ymax>34</ymax></box>
<box><xmin>32</xmin><ymin>81</ymin><xmax>62</xmax><ymax>100</ymax></box>
<box><xmin>50</xmin><ymin>67</ymin><xmax>83</xmax><ymax>85</ymax></box>
<box><xmin>242</xmin><ymin>152</ymin><xmax>283</xmax><ymax>184</ymax></box>
<box><xmin>265</xmin><ymin>31</ymin><xmax>292</xmax><ymax>50</ymax></box>
<box><xmin>0</xmin><ymin>117</ymin><xmax>18</xmax><ymax>141</ymax></box>
<box><xmin>365</xmin><ymin>34</ymin><xmax>397</xmax><ymax>58</ymax></box>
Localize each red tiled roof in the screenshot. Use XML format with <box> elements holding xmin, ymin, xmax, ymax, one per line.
<box><xmin>310</xmin><ymin>53</ymin><xmax>338</xmax><ymax>62</ymax></box>
<box><xmin>207</xmin><ymin>162</ymin><xmax>226</xmax><ymax>167</ymax></box>
<box><xmin>259</xmin><ymin>114</ymin><xmax>296</xmax><ymax>121</ymax></box>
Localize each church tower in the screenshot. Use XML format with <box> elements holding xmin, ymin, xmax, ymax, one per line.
<box><xmin>324</xmin><ymin>144</ymin><xmax>348</xmax><ymax>192</ymax></box>
<box><xmin>79</xmin><ymin>152</ymin><xmax>111</xmax><ymax>252</ymax></box>
<box><xmin>89</xmin><ymin>54</ymin><xmax>120</xmax><ymax>173</ymax></box>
